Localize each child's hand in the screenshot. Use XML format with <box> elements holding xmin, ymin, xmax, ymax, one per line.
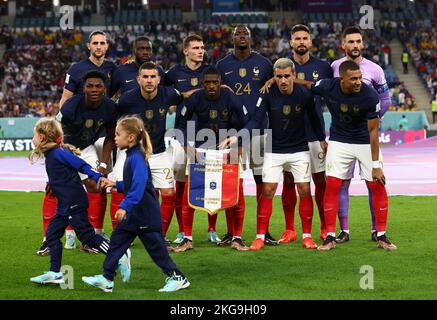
<box><xmin>100</xmin><ymin>177</ymin><xmax>116</xmax><ymax>189</ymax></box>
<box><xmin>115</xmin><ymin>209</ymin><xmax>126</xmax><ymax>221</ymax></box>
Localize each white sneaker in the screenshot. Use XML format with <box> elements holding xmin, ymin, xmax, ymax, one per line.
<box><xmin>159</xmin><ymin>274</ymin><xmax>190</xmax><ymax>292</ymax></box>
<box><xmin>31</xmin><ymin>271</ymin><xmax>64</xmax><ymax>285</ymax></box>
<box><xmin>173</xmin><ymin>232</ymin><xmax>185</xmax><ymax>244</ymax></box>
<box><xmin>207</xmin><ymin>231</ymin><xmax>221</xmax><ymax>243</ymax></box>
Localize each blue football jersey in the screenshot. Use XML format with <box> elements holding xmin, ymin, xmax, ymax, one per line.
<box><xmin>291</xmin><ymin>55</ymin><xmax>333</xmax><ymax>141</ymax></box>
<box><xmin>312</xmin><ymin>78</ymin><xmax>380</xmax><ymax>144</ymax></box>
<box><xmin>110</xmin><ymin>62</ymin><xmax>165</xmax><ymax>96</ymax></box>
<box><xmin>59</xmin><ymin>94</ymin><xmax>117</xmax><ymax>149</ymax></box>
<box><xmin>64</xmin><ymin>59</ymin><xmax>116</xmax><ymax>96</ymax></box>
<box><xmin>118</xmin><ymin>86</ymin><xmax>183</xmax><ymax>154</ymax></box>
<box><xmin>216</xmin><ymin>52</ymin><xmax>273</xmax><ymax>130</ymax></box>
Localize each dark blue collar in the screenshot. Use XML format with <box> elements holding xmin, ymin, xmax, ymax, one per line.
<box><xmin>126</xmin><ymin>144</ymin><xmax>142</xmax><ymax>155</ymax></box>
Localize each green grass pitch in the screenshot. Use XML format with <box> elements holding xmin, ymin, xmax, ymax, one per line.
<box><xmin>1</xmin><ymin>191</ymin><xmax>436</xmax><ymax>300</ymax></box>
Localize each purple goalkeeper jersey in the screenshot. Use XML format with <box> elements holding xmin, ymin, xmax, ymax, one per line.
<box><xmin>331</xmin><ymin>57</ymin><xmax>390</xmax><ymax>117</ymax></box>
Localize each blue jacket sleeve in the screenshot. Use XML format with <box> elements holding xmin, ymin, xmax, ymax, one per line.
<box><xmin>54</xmin><ymin>148</ymin><xmax>103</xmax><ymax>183</ymax></box>
<box><xmin>116</xmin><ymin>181</ymin><xmax>124</xmax><ymax>193</ymax></box>
<box><xmin>118</xmin><ymin>154</ymin><xmax>148</xmax><ymax>213</ymax></box>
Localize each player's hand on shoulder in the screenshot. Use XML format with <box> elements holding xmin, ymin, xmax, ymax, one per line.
<box><xmin>183</xmin><ymin>88</ymin><xmax>201</xmax><ymax>99</ymax></box>
<box><xmin>302</xmin><ymin>80</ymin><xmax>313</xmax><ymax>90</ymax></box>
<box><xmin>259</xmin><ymin>78</ymin><xmax>275</xmax><ymax>94</ymax></box>
<box><xmin>221</xmin><ymin>84</ymin><xmax>234</xmax><ymax>93</ymax></box>
<box><xmin>125</xmin><ymin>58</ymin><xmax>135</xmax><ymax>64</ymax></box>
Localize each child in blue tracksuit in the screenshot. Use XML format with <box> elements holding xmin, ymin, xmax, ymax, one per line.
<box><xmin>82</xmin><ymin>115</ymin><xmax>190</xmax><ymax>293</ymax></box>
<box><xmin>29</xmin><ymin>118</ymin><xmax>131</xmax><ymax>286</ymax></box>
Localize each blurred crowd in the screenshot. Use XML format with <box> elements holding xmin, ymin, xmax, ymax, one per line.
<box><xmin>0</xmin><ymin>17</ymin><xmax>420</xmax><ymax>118</ymax></box>
<box><xmin>399</xmin><ymin>19</ymin><xmax>437</xmax><ymax>99</ymax></box>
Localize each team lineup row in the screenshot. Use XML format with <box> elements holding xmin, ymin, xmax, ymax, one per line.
<box><xmin>30</xmin><ymin>23</ymin><xmax>396</xmax><ymax>293</ymax></box>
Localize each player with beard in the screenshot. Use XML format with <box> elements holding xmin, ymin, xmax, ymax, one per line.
<box><xmin>114</xmin><ymin>62</ymin><xmax>183</xmax><ymax>243</ymax></box>
<box><xmin>216</xmin><ymin>25</ymin><xmax>275</xmax><ymax>246</ymax></box>
<box><xmin>60</xmin><ymin>31</ymin><xmax>115</xmax><ymax>107</ymax></box>
<box><xmin>108</xmin><ymin>36</ymin><xmax>165</xmax><ymax>232</ymax></box>
<box><xmin>330</xmin><ymin>26</ymin><xmax>391</xmax><ymax>244</ymax></box>
<box><xmin>261</xmin><ymin>24</ymin><xmax>333</xmax><ymax>245</ymax></box>
<box><xmin>45</xmin><ymin>31</ymin><xmax>116</xmax><ymax>253</ymax></box>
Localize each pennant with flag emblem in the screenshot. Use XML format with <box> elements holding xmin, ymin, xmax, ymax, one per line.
<box><xmin>188</xmin><ymin>149</ymin><xmax>240</xmax><ymax>215</ymax></box>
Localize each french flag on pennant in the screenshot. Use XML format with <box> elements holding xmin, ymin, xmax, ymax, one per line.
<box><xmin>188</xmin><ymin>149</ymin><xmax>240</xmax><ymax>215</ymax></box>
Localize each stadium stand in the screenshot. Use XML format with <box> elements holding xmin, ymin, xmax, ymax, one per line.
<box><xmin>0</xmin><ymin>0</ymin><xmax>432</xmax><ymax>118</ymax></box>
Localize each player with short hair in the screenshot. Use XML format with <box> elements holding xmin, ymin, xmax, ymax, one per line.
<box><xmin>114</xmin><ymin>62</ymin><xmax>183</xmax><ymax>239</ymax></box>
<box><xmin>59</xmin><ymin>70</ymin><xmax>116</xmax><ymax>251</ymax></box>
<box><xmin>216</xmin><ymin>24</ymin><xmax>275</xmax><ymax>246</ymax></box>
<box><xmin>36</xmin><ymin>71</ymin><xmax>117</xmax><ymax>255</ymax></box>
<box><xmin>249</xmin><ymin>58</ymin><xmax>326</xmax><ymax>251</ymax></box>
<box><xmin>110</xmin><ymin>36</ymin><xmax>165</xmax><ymax>98</ymax></box>
<box><xmin>173</xmin><ymin>66</ymin><xmax>251</xmax><ymax>252</ymax></box>
<box><xmin>164</xmin><ymin>34</ymin><xmax>220</xmax><ymax>244</ymax></box>
<box><xmin>47</xmin><ymin>30</ymin><xmax>115</xmax><ymax>253</ymax></box>
<box><xmin>330</xmin><ymin>26</ymin><xmax>391</xmax><ymax>243</ymax></box>
<box><xmin>261</xmin><ymin>24</ymin><xmax>333</xmax><ymax>243</ymax></box>
<box><xmin>108</xmin><ymin>36</ymin><xmax>165</xmax><ymax>230</ymax></box>
<box><xmin>313</xmin><ymin>60</ymin><xmax>396</xmax><ymax>251</ymax></box>
<box><xmin>60</xmin><ymin>31</ymin><xmax>115</xmax><ymax>107</ymax></box>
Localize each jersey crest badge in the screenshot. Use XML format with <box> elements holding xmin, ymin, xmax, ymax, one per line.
<box><xmin>239</xmin><ymin>68</ymin><xmax>247</xmax><ymax>78</ymax></box>
<box><xmin>283</xmin><ymin>105</ymin><xmax>291</xmax><ymax>115</ymax></box>
<box><xmin>340</xmin><ymin>104</ymin><xmax>349</xmax><ymax>113</ymax></box>
<box><xmin>209</xmin><ymin>110</ymin><xmax>218</xmax><ymax>119</ymax></box>
<box><xmin>295</xmin><ymin>104</ymin><xmax>302</xmax><ymax>113</ymax></box>
<box><xmin>253</xmin><ymin>67</ymin><xmax>260</xmax><ymax>77</ymax></box>
<box><xmin>191</xmin><ymin>77</ymin><xmax>198</xmax><ymax>86</ymax></box>
<box><xmin>312</xmin><ymin>71</ymin><xmax>319</xmax><ymax>81</ymax></box>
<box><xmin>145</xmin><ymin>110</ymin><xmax>154</xmax><ymax>119</ymax></box>
<box><xmin>85</xmin><ymin>119</ymin><xmax>94</xmax><ymax>128</ymax></box>
<box><xmin>297</xmin><ymin>73</ymin><xmax>305</xmax><ymax>80</ymax></box>
<box><xmin>353</xmin><ymin>105</ymin><xmax>360</xmax><ymax>113</ymax></box>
